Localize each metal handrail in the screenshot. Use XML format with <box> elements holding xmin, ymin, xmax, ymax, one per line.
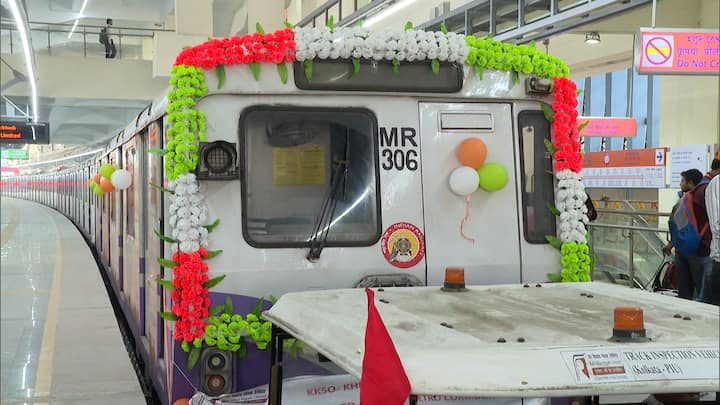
<box><xmin>589</xmin><ymin>223</ymin><xmax>669</xmax><ymax>233</ymax></box>
<box><xmin>595</xmin><ymin>208</ymin><xmax>672</xmax><ymax>217</ymax></box>
<box><xmin>1</xmin><ymin>20</ymin><xmax>165</xmax><ymax>59</ymax></box>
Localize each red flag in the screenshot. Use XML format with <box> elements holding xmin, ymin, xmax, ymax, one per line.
<box><xmin>360</xmin><ymin>288</ymin><xmax>411</xmax><ymax>405</ymax></box>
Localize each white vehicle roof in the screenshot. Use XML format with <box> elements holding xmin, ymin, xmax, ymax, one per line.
<box><xmin>264</xmin><ymin>282</ymin><xmax>720</xmax><ymax>397</ymax></box>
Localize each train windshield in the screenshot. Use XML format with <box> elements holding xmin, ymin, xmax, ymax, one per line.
<box><xmin>240</xmin><ymin>107</ymin><xmax>380</xmax><ymax>248</ymax></box>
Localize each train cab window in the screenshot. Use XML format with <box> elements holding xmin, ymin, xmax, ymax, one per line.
<box><xmin>518</xmin><ymin>110</ymin><xmax>557</xmax><ymax>243</ymax></box>
<box><xmin>240</xmin><ymin>107</ymin><xmax>380</xmax><ymax>250</ymax></box>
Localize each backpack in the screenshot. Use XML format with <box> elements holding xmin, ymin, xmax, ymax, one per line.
<box><xmin>669</xmin><ymin>179</ymin><xmax>710</xmax><ymax>257</ymax></box>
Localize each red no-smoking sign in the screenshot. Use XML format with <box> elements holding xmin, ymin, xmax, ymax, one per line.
<box><xmin>641</xmin><ymin>34</ymin><xmax>674</xmax><ymax>68</ymax></box>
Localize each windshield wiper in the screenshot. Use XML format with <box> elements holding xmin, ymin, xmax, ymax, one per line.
<box><xmin>307</xmin><ymin>129</ymin><xmax>350</xmax><ymax>262</ymax></box>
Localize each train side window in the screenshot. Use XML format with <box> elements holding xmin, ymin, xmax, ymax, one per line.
<box><xmin>518</xmin><ymin>110</ymin><xmax>557</xmax><ymax>244</ymax></box>
<box><xmin>125</xmin><ymin>147</ymin><xmax>136</xmax><ymax>237</ymax></box>
<box><xmin>240</xmin><ymin>107</ymin><xmax>381</xmax><ymax>248</ymax></box>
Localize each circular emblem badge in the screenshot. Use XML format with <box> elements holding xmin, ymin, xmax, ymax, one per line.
<box><xmin>381</xmin><ymin>222</ymin><xmax>425</xmax><ymax>269</ymax></box>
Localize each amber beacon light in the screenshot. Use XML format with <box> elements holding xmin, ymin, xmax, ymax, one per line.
<box><xmin>442</xmin><ymin>267</ymin><xmax>467</xmax><ymax>292</ymax></box>
<box><xmin>610</xmin><ymin>307</ymin><xmax>650</xmax><ymax>342</ymax></box>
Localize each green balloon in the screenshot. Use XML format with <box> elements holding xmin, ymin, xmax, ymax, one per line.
<box><xmin>477</xmin><ymin>163</ymin><xmax>508</xmax><ymax>192</ymax></box>
<box><xmin>88</xmin><ymin>180</ymin><xmax>96</xmax><ymax>188</ymax></box>
<box><xmin>93</xmin><ymin>187</ymin><xmax>104</xmax><ymax>196</ymax></box>
<box><xmin>100</xmin><ymin>163</ymin><xmax>115</xmax><ymax>179</ymax></box>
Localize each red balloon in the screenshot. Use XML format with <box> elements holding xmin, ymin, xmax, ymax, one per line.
<box><xmin>100</xmin><ymin>177</ymin><xmax>114</xmax><ymax>192</ymax></box>
<box><xmin>458</xmin><ymin>138</ymin><xmax>487</xmax><ymax>169</ymax></box>
<box><xmin>93</xmin><ymin>173</ymin><xmax>102</xmax><ymax>184</ymax></box>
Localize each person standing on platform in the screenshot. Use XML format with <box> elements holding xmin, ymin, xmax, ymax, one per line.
<box><xmin>705</xmin><ymin>160</ymin><xmax>720</xmax><ymax>305</ymax></box>
<box><xmin>665</xmin><ymin>169</ymin><xmax>713</xmax><ymax>302</ymax></box>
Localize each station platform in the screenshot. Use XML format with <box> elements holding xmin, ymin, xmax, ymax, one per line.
<box><xmin>1</xmin><ymin>197</ymin><xmax>145</xmax><ymax>404</ymax></box>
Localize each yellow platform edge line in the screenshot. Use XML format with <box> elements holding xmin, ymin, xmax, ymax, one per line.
<box><xmin>33</xmin><ymin>207</ymin><xmax>64</xmax><ymax>398</ymax></box>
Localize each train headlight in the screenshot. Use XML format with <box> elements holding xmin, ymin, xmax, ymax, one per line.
<box><xmin>197</xmin><ymin>141</ymin><xmax>238</xmax><ymax>180</ymax></box>
<box><xmin>200</xmin><ymin>347</ymin><xmax>233</xmax><ymax>395</ymax></box>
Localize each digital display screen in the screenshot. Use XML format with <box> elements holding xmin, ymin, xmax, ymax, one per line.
<box><xmin>0</xmin><ymin>121</ymin><xmax>50</xmax><ymax>144</ymax></box>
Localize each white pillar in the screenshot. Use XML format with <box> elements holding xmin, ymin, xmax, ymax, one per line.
<box><xmin>175</xmin><ymin>0</ymin><xmax>213</xmax><ymax>36</ymax></box>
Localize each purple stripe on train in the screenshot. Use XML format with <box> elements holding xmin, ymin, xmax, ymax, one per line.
<box><xmin>169</xmin><ymin>292</ymin><xmax>335</xmax><ymax>403</ymax></box>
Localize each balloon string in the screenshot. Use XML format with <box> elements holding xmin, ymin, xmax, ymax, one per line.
<box><xmin>460</xmin><ymin>195</ymin><xmax>474</xmax><ymax>243</ymax></box>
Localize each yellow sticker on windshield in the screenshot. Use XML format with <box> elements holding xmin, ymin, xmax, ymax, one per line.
<box><xmin>272</xmin><ymin>145</ymin><xmax>326</xmax><ymax>186</ymax></box>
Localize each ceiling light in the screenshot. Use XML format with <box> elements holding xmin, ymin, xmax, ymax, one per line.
<box><xmin>7</xmin><ymin>0</ymin><xmax>38</xmax><ymax>122</ymax></box>
<box><xmin>585</xmin><ymin>31</ymin><xmax>601</xmax><ymax>44</ymax></box>
<box><xmin>68</xmin><ymin>0</ymin><xmax>90</xmax><ymax>38</ymax></box>
<box><xmin>364</xmin><ymin>0</ymin><xmax>417</xmax><ymax>28</ymax></box>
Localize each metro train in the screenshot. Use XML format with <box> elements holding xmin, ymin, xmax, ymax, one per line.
<box><xmin>1</xmin><ymin>30</ymin><xmax>569</xmax><ymax>404</ymax></box>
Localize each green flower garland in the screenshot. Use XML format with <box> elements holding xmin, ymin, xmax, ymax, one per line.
<box><xmin>165</xmin><ymin>65</ymin><xmax>208</xmax><ymax>180</ymax></box>
<box><xmin>465</xmin><ymin>36</ymin><xmax>569</xmax><ymax>80</ymax></box>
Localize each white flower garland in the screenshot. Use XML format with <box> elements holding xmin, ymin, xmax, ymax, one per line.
<box><xmin>293</xmin><ymin>27</ymin><xmax>469</xmax><ymax>63</ymax></box>
<box><xmin>555</xmin><ymin>169</ymin><xmax>589</xmax><ymax>244</ymax></box>
<box><xmin>168</xmin><ymin>173</ymin><xmax>210</xmax><ymax>253</ymax></box>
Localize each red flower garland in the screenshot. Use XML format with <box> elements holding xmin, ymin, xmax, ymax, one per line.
<box><xmin>171</xmin><ymin>248</ymin><xmax>211</xmax><ymax>342</ymax></box>
<box><xmin>551</xmin><ymin>77</ymin><xmax>582</xmax><ymax>173</ymax></box>
<box><xmin>174</xmin><ymin>29</ymin><xmax>296</xmax><ymax>69</ymax></box>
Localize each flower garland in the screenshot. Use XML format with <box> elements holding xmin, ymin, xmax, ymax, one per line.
<box><xmin>546</xmin><ymin>77</ymin><xmax>592</xmax><ymax>282</ymax></box>
<box><xmin>157</xmin><ymin>24</ymin><xmax>589</xmax><ymax>373</ymax></box>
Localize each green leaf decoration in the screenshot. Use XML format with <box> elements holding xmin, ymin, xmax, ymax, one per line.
<box><xmin>209</xmin><ymin>303</ymin><xmax>225</xmax><ymax>316</ymax></box>
<box><xmin>304</xmin><ymin>59</ymin><xmax>313</xmax><ymax>81</ymax></box>
<box><xmin>224</xmin><ymin>296</ymin><xmax>234</xmax><ymax>315</ymax></box>
<box><xmin>392</xmin><ymin>59</ymin><xmax>400</xmax><ymax>75</ymax></box>
<box><xmin>155</xmin><ymin>278</ymin><xmax>176</xmax><ymax>291</ymax></box>
<box><xmin>352</xmin><ymin>57</ymin><xmax>361</xmax><ymax>76</ymax></box>
<box><xmin>188</xmin><ymin>346</ymin><xmax>201</xmax><ymax>370</ymax></box>
<box><xmin>256</xmin><ymin>22</ymin><xmax>265</xmax><ymax>34</ymax></box>
<box><xmin>475</xmin><ymin>66</ymin><xmax>483</xmax><ymax>80</ymax></box>
<box><xmin>215</xmin><ymin>65</ymin><xmax>226</xmax><ymax>89</ymax></box>
<box><xmin>252</xmin><ymin>297</ymin><xmax>264</xmax><ymax>318</ymax></box>
<box><xmin>440</xmin><ymin>22</ymin><xmax>448</xmax><ymax>34</ymax></box>
<box><xmin>431</xmin><ymin>59</ymin><xmax>440</xmax><ymax>75</ymax></box>
<box><xmin>511</xmin><ymin>71</ymin><xmax>520</xmax><ymax>86</ymax></box>
<box><xmin>269</xmin><ymin>295</ymin><xmax>278</xmax><ymax>305</ymax></box>
<box><xmin>236</xmin><ymin>341</ymin><xmax>247</xmax><ymax>359</ymax></box>
<box><xmin>327</xmin><ymin>16</ymin><xmax>335</xmax><ymax>30</ymax></box>
<box><xmin>576</xmin><ymin>88</ymin><xmax>584</xmax><ymax>96</ymax></box>
<box><xmin>543</xmin><ymin>138</ymin><xmax>557</xmax><ymax>154</ymax></box>
<box><xmin>546</xmin><ymin>273</ymin><xmax>563</xmax><ymax>283</ymax></box>
<box><xmin>149</xmin><ymin>182</ymin><xmax>172</xmax><ymax>193</ymax></box>
<box><xmin>160</xmin><ymin>311</ymin><xmax>178</xmax><ymax>321</ymax></box>
<box><xmin>546</xmin><ymin>202</ymin><xmax>561</xmax><ymax>216</ymax></box>
<box><xmin>157</xmin><ymin>257</ymin><xmax>177</xmax><ymax>268</ymax></box>
<box><xmin>154</xmin><ymin>229</ymin><xmax>178</xmax><ymax>244</ymax></box>
<box><xmin>204</xmin><ymin>274</ymin><xmax>226</xmax><ymax>289</ymax></box>
<box><xmin>284</xmin><ymin>21</ymin><xmax>295</xmax><ymax>29</ymax></box>
<box><xmin>540</xmin><ymin>103</ymin><xmax>555</xmax><ymax>123</ymax></box>
<box><xmin>147</xmin><ymin>148</ymin><xmax>167</xmax><ymax>155</ymax></box>
<box><xmin>204</xmin><ymin>218</ymin><xmax>220</xmax><ymax>233</ymax></box>
<box><xmin>404</xmin><ymin>21</ymin><xmax>413</xmax><ymax>31</ymax></box>
<box><xmin>577</xmin><ymin>120</ymin><xmax>590</xmax><ymax>134</ymax></box>
<box><xmin>206</xmin><ymin>249</ymin><xmax>223</xmax><ymax>259</ymax></box>
<box><xmin>545</xmin><ymin>235</ymin><xmax>563</xmax><ymax>250</ymax></box>
<box><xmin>277</xmin><ymin>62</ymin><xmax>288</xmax><ymax>84</ymax></box>
<box><xmin>250</xmin><ymin>62</ymin><xmax>261</xmax><ymax>81</ymax></box>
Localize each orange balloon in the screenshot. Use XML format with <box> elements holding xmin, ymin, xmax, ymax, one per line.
<box><xmin>93</xmin><ymin>173</ymin><xmax>102</xmax><ymax>184</ymax></box>
<box><xmin>100</xmin><ymin>177</ymin><xmax>114</xmax><ymax>192</ymax></box>
<box><xmin>458</xmin><ymin>138</ymin><xmax>487</xmax><ymax>169</ymax></box>
<box><xmin>173</xmin><ymin>399</ymin><xmax>189</xmax><ymax>405</ymax></box>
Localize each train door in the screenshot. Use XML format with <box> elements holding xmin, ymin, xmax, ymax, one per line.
<box><xmin>144</xmin><ymin>121</ymin><xmax>162</xmax><ymax>358</ymax></box>
<box><xmin>122</xmin><ymin>135</ymin><xmax>144</xmax><ymax>325</ymax></box>
<box><xmin>109</xmin><ymin>150</ymin><xmax>121</xmax><ymax>284</ymax></box>
<box><xmin>96</xmin><ymin>161</ymin><xmax>104</xmax><ymax>257</ymax></box>
<box><xmin>419</xmin><ymin>103</ymin><xmax>522</xmax><ymax>286</ymax></box>
<box><xmin>90</xmin><ymin>165</ymin><xmax>97</xmax><ymax>242</ymax></box>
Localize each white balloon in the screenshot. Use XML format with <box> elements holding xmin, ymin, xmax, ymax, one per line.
<box><xmin>448</xmin><ymin>166</ymin><xmax>479</xmax><ymax>196</ymax></box>
<box><xmin>110</xmin><ymin>169</ymin><xmax>132</xmax><ymax>190</ymax></box>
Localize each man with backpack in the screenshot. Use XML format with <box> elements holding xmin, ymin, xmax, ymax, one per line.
<box><xmin>665</xmin><ymin>169</ymin><xmax>713</xmax><ymax>302</ymax></box>
<box><xmin>705</xmin><ymin>159</ymin><xmax>720</xmax><ymax>305</ymax></box>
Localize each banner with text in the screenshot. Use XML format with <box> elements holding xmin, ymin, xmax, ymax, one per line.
<box><xmin>582</xmin><ymin>148</ymin><xmax>666</xmax><ymax>188</ymax></box>
<box><xmin>579</xmin><ymin>117</ymin><xmax>637</xmax><ymax>138</ymax></box>
<box><xmin>562</xmin><ymin>347</ymin><xmax>719</xmax><ymax>384</ymax></box>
